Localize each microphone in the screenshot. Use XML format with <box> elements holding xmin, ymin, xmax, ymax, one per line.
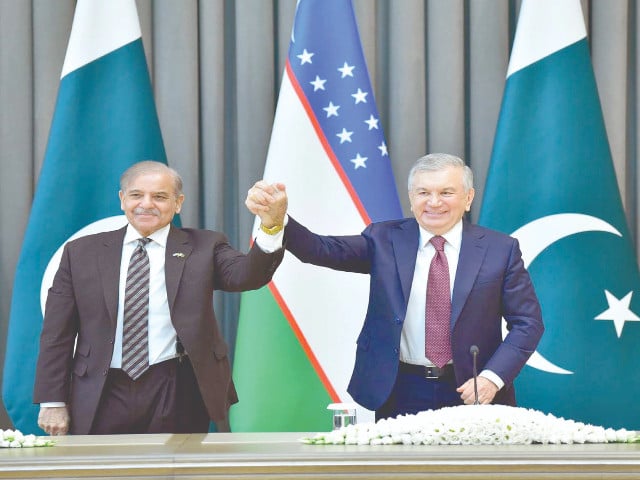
<box><xmin>470</xmin><ymin>345</ymin><xmax>479</xmax><ymax>405</ymax></box>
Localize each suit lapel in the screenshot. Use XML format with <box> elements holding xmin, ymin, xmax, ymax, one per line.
<box><xmin>451</xmin><ymin>220</ymin><xmax>487</xmax><ymax>326</ymax></box>
<box><xmin>392</xmin><ymin>220</ymin><xmax>420</xmax><ymax>306</ymax></box>
<box><xmin>165</xmin><ymin>225</ymin><xmax>192</xmax><ymax>313</ymax></box>
<box><xmin>98</xmin><ymin>227</ymin><xmax>127</xmax><ymax>326</ymax></box>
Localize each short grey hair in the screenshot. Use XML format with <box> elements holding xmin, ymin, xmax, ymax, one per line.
<box><xmin>407</xmin><ymin>153</ymin><xmax>474</xmax><ymax>192</ymax></box>
<box><xmin>120</xmin><ymin>160</ymin><xmax>183</xmax><ymax>198</ymax></box>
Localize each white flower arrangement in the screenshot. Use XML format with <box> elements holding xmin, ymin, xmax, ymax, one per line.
<box><xmin>0</xmin><ymin>429</ymin><xmax>55</xmax><ymax>448</ymax></box>
<box><xmin>301</xmin><ymin>404</ymin><xmax>639</xmax><ymax>446</ymax></box>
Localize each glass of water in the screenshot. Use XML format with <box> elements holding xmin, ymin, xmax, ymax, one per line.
<box><xmin>327</xmin><ymin>402</ymin><xmax>357</xmax><ymax>430</ymax></box>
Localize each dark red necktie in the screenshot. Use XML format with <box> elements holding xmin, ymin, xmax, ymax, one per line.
<box><xmin>425</xmin><ymin>235</ymin><xmax>452</xmax><ymax>367</ymax></box>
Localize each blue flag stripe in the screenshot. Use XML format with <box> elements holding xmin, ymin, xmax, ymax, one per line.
<box><xmin>285</xmin><ymin>59</ymin><xmax>372</xmax><ymax>223</ymax></box>
<box><xmin>286</xmin><ymin>0</ymin><xmax>401</xmax><ymax>222</ymax></box>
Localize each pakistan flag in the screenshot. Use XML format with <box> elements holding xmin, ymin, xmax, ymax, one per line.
<box><xmin>480</xmin><ymin>0</ymin><xmax>640</xmax><ymax>429</ymax></box>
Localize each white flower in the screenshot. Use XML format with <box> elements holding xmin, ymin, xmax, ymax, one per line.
<box><xmin>299</xmin><ymin>404</ymin><xmax>640</xmax><ymax>446</ymax></box>
<box><xmin>0</xmin><ymin>428</ymin><xmax>54</xmax><ymax>448</ymax></box>
<box><xmin>605</xmin><ymin>428</ymin><xmax>618</xmax><ymax>442</ymax></box>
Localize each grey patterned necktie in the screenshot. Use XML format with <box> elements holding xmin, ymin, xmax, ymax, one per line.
<box><xmin>122</xmin><ymin>237</ymin><xmax>152</xmax><ymax>380</ymax></box>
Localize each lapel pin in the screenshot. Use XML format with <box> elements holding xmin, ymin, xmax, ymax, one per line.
<box><xmin>172</xmin><ymin>252</ymin><xmax>185</xmax><ymax>258</ymax></box>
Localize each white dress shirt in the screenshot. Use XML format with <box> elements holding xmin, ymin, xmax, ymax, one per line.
<box><xmin>110</xmin><ymin>223</ymin><xmax>284</xmax><ymax>367</ymax></box>
<box><xmin>400</xmin><ymin>221</ymin><xmax>461</xmax><ymax>366</ymax></box>
<box><xmin>111</xmin><ymin>224</ymin><xmax>175</xmax><ymax>367</ymax></box>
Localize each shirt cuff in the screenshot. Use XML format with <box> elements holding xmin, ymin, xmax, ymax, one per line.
<box><xmin>254</xmin><ymin>226</ymin><xmax>284</xmax><ymax>253</ymax></box>
<box><xmin>479</xmin><ymin>369</ymin><xmax>504</xmax><ymax>390</ymax></box>
<box><xmin>40</xmin><ymin>402</ymin><xmax>66</xmax><ymax>408</ymax></box>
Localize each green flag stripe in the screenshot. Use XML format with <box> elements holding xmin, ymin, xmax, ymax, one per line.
<box><xmin>267</xmin><ymin>282</ymin><xmax>342</xmax><ymax>402</ymax></box>
<box><xmin>230</xmin><ymin>286</ymin><xmax>333</xmax><ymax>432</ymax></box>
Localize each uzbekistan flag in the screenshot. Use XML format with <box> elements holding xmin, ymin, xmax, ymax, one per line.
<box><xmin>3</xmin><ymin>0</ymin><xmax>167</xmax><ymax>433</ymax></box>
<box><xmin>480</xmin><ymin>0</ymin><xmax>640</xmax><ymax>428</ymax></box>
<box><xmin>231</xmin><ymin>0</ymin><xmax>403</xmax><ymax>431</ymax></box>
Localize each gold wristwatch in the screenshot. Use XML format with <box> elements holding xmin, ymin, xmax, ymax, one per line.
<box><xmin>259</xmin><ymin>223</ymin><xmax>283</xmax><ymax>235</ymax></box>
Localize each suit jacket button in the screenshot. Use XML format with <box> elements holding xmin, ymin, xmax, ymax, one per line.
<box><xmin>103</xmin><ymin>370</ymin><xmax>108</xmax><ymax>375</ymax></box>
<box><xmin>394</xmin><ymin>317</ymin><xmax>402</xmax><ymax>325</ymax></box>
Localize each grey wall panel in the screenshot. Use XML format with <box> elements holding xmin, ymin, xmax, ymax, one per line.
<box><xmin>153</xmin><ymin>0</ymin><xmax>200</xmax><ymax>228</ymax></box>
<box><xmin>234</xmin><ymin>0</ymin><xmax>275</xmax><ymax>247</ymax></box>
<box><xmin>467</xmin><ymin>0</ymin><xmax>509</xmax><ymax>218</ymax></box>
<box><xmin>426</xmin><ymin>0</ymin><xmax>465</xmax><ymax>159</ymax></box>
<box><xmin>199</xmin><ymin>0</ymin><xmax>227</xmax><ymax>231</ymax></box>
<box><xmin>388</xmin><ymin>0</ymin><xmax>427</xmax><ymax>215</ymax></box>
<box><xmin>592</xmin><ymin>0</ymin><xmax>629</xmax><ymax>207</ymax></box>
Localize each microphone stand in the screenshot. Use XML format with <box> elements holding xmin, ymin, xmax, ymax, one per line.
<box><xmin>470</xmin><ymin>345</ymin><xmax>479</xmax><ymax>405</ymax></box>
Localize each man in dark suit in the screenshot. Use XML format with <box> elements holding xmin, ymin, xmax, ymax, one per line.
<box><xmin>247</xmin><ymin>153</ymin><xmax>544</xmax><ymax>420</ymax></box>
<box><xmin>34</xmin><ymin>160</ymin><xmax>285</xmax><ymax>435</ymax></box>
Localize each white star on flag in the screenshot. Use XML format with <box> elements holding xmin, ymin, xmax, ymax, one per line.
<box><xmin>323</xmin><ymin>102</ymin><xmax>340</xmax><ymax>118</ymax></box>
<box><xmin>338</xmin><ymin>62</ymin><xmax>355</xmax><ymax>78</ymax></box>
<box><xmin>351</xmin><ymin>88</ymin><xmax>368</xmax><ymax>104</ymax></box>
<box><xmin>310</xmin><ymin>75</ymin><xmax>326</xmax><ymax>91</ymax></box>
<box><xmin>364</xmin><ymin>115</ymin><xmax>379</xmax><ymax>130</ymax></box>
<box><xmin>297</xmin><ymin>49</ymin><xmax>314</xmax><ymax>65</ymax></box>
<box><xmin>350</xmin><ymin>153</ymin><xmax>367</xmax><ymax>169</ymax></box>
<box><xmin>594</xmin><ymin>290</ymin><xmax>640</xmax><ymax>338</ymax></box>
<box><xmin>378</xmin><ymin>141</ymin><xmax>388</xmax><ymax>156</ymax></box>
<box><xmin>336</xmin><ymin>128</ymin><xmax>353</xmax><ymax>143</ymax></box>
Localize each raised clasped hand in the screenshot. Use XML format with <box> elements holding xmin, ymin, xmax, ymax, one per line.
<box><xmin>245</xmin><ymin>180</ymin><xmax>288</xmax><ymax>227</ymax></box>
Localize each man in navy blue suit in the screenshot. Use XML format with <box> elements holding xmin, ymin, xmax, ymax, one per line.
<box><xmin>247</xmin><ymin>153</ymin><xmax>544</xmax><ymax>420</ymax></box>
